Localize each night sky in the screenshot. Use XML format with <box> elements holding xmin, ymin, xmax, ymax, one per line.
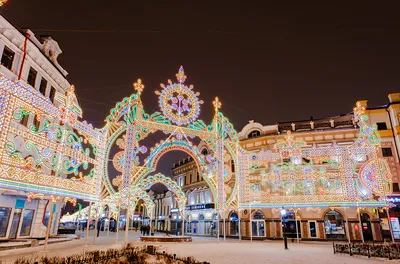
<box><xmin>2</xmin><ymin>2</ymin><xmax>400</xmax><ymax>201</ymax></box>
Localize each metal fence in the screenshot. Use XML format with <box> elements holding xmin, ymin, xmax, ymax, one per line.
<box><xmin>333</xmin><ymin>242</ymin><xmax>400</xmax><ymax>259</ymax></box>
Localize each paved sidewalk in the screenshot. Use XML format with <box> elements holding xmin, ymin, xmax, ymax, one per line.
<box><xmin>0</xmin><ymin>230</ymin><xmax>389</xmax><ymax>264</ymax></box>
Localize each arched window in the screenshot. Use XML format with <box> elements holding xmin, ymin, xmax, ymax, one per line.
<box><xmin>229</xmin><ymin>212</ymin><xmax>239</xmax><ymax>236</ymax></box>
<box><xmin>252</xmin><ymin>211</ymin><xmax>264</xmax><ymax>219</ymax></box>
<box><xmin>324</xmin><ymin>210</ymin><xmax>345</xmax><ymax>239</ymax></box>
<box><xmin>201</xmin><ymin>148</ymin><xmax>208</xmax><ymax>155</ymax></box>
<box><xmin>248</xmin><ymin>130</ymin><xmax>261</xmax><ymax>139</ymax></box>
<box><xmin>230</xmin><ymin>213</ymin><xmax>238</xmax><ymax>221</ymax></box>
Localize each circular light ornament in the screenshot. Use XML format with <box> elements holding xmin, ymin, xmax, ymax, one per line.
<box><xmin>155</xmin><ymin>66</ymin><xmax>203</xmax><ymax>126</ymax></box>
<box><xmin>113</xmin><ymin>151</ymin><xmax>125</xmax><ymax>172</ymax></box>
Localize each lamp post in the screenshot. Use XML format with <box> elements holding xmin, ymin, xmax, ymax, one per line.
<box><xmin>280</xmin><ymin>208</ymin><xmax>288</xmax><ymax>250</ymax></box>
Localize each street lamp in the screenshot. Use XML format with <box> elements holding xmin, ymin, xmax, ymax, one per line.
<box><xmin>280</xmin><ymin>208</ymin><xmax>288</xmax><ymax>250</ymax></box>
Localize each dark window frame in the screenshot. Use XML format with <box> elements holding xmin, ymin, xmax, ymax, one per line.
<box><xmin>248</xmin><ymin>130</ymin><xmax>261</xmax><ymax>139</ymax></box>
<box><xmin>27</xmin><ymin>67</ymin><xmax>37</xmax><ymax>87</ymax></box>
<box><xmin>376</xmin><ymin>122</ymin><xmax>388</xmax><ymax>130</ymax></box>
<box><xmin>382</xmin><ymin>147</ymin><xmax>393</xmax><ymax>157</ymax></box>
<box><xmin>39</xmin><ymin>78</ymin><xmax>47</xmax><ymax>96</ymax></box>
<box><xmin>1</xmin><ymin>46</ymin><xmax>15</xmax><ymax>70</ymax></box>
<box><xmin>49</xmin><ymin>86</ymin><xmax>56</xmax><ymax>103</ymax></box>
<box><xmin>393</xmin><ymin>183</ymin><xmax>400</xmax><ymax>192</ymax></box>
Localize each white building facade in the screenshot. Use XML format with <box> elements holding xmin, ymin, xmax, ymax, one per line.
<box><xmin>0</xmin><ymin>15</ymin><xmax>76</xmax><ymax>240</ymax></box>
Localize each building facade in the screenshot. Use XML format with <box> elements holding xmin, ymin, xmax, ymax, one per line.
<box><xmin>147</xmin><ymin>95</ymin><xmax>400</xmax><ymax>242</ymax></box>
<box><xmin>0</xmin><ymin>15</ymin><xmax>103</xmax><ymax>240</ymax></box>
<box><xmin>171</xmin><ymin>152</ymin><xmax>217</xmax><ymax>236</ymax></box>
<box><xmin>225</xmin><ymin>95</ymin><xmax>399</xmax><ymax>242</ymax></box>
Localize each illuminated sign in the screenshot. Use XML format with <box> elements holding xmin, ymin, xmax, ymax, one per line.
<box><xmin>379</xmin><ymin>197</ymin><xmax>400</xmax><ymax>203</ymax></box>
<box><xmin>185</xmin><ymin>203</ymin><xmax>215</xmax><ymax>211</ymax></box>
<box><xmin>170</xmin><ymin>208</ymin><xmax>179</xmax><ymax>213</ymax></box>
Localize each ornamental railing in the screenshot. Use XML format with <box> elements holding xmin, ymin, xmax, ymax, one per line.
<box><xmin>333</xmin><ymin>242</ymin><xmax>400</xmax><ymax>259</ymax></box>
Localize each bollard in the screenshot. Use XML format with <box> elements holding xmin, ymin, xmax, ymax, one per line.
<box><xmin>333</xmin><ymin>242</ymin><xmax>335</xmax><ymax>254</ymax></box>
<box><xmin>367</xmin><ymin>245</ymin><xmax>370</xmax><ymax>258</ymax></box>
<box><xmin>349</xmin><ymin>243</ymin><xmax>352</xmax><ymax>256</ymax></box>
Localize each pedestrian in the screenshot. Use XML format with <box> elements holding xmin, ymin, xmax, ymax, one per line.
<box><xmin>146</xmin><ymin>225</ymin><xmax>150</xmax><ymax>236</ymax></box>
<box><xmin>96</xmin><ymin>219</ymin><xmax>101</xmax><ymax>237</ymax></box>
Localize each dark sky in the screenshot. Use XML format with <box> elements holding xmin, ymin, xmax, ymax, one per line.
<box><xmin>3</xmin><ymin>1</ymin><xmax>400</xmax><ymax>129</ymax></box>
<box><xmin>2</xmin><ymin>1</ymin><xmax>400</xmax><ymax>199</ymax></box>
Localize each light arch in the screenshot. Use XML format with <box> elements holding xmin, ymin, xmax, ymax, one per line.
<box><xmin>135</xmin><ymin>173</ymin><xmax>187</xmax><ymax>213</ymax></box>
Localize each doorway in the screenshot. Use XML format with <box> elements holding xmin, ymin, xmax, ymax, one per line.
<box><xmin>361</xmin><ymin>213</ymin><xmax>373</xmax><ymax>241</ymax></box>
<box><xmin>9</xmin><ymin>209</ymin><xmax>22</xmax><ymax>239</ymax></box>
<box><xmin>251</xmin><ymin>211</ymin><xmax>265</xmax><ymax>236</ymax></box>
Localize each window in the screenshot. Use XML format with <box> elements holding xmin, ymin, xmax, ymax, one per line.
<box><xmin>189</xmin><ymin>174</ymin><xmax>192</xmax><ymax>184</ymax></box>
<box><xmin>49</xmin><ymin>86</ymin><xmax>56</xmax><ymax>103</ymax></box>
<box><xmin>20</xmin><ymin>209</ymin><xmax>34</xmax><ymax>236</ymax></box>
<box><xmin>0</xmin><ymin>207</ymin><xmax>11</xmax><ymax>237</ymax></box>
<box><xmin>1</xmin><ymin>46</ymin><xmax>15</xmax><ymax>70</ymax></box>
<box><xmin>27</xmin><ymin>67</ymin><xmax>37</xmax><ymax>87</ymax></box>
<box><xmin>309</xmin><ymin>221</ymin><xmax>317</xmax><ymax>238</ymax></box>
<box><xmin>197</xmin><ymin>172</ymin><xmax>200</xmax><ymax>182</ymax></box>
<box><xmin>393</xmin><ymin>183</ymin><xmax>400</xmax><ymax>193</ymax></box>
<box><xmin>382</xmin><ymin>148</ymin><xmax>393</xmax><ymax>157</ymax></box>
<box><xmin>377</xmin><ymin>122</ymin><xmax>388</xmax><ymax>130</ymax></box>
<box><xmin>248</xmin><ymin>130</ymin><xmax>261</xmax><ymax>139</ymax></box>
<box><xmin>39</xmin><ymin>78</ymin><xmax>47</xmax><ymax>96</ymax></box>
<box><xmin>324</xmin><ymin>210</ymin><xmax>345</xmax><ymax>238</ymax></box>
<box><xmin>231</xmin><ymin>160</ymin><xmax>235</xmax><ymax>172</ymax></box>
<box><xmin>19</xmin><ymin>114</ymin><xmax>29</xmax><ymax>127</ymax></box>
<box><xmin>201</xmin><ymin>148</ymin><xmax>208</xmax><ymax>155</ymax></box>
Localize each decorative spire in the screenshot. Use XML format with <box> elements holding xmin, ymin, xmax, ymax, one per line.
<box><xmin>213</xmin><ymin>96</ymin><xmax>222</xmax><ymax>113</ymax></box>
<box><xmin>176</xmin><ymin>66</ymin><xmax>187</xmax><ymax>83</ymax></box>
<box><xmin>133</xmin><ymin>78</ymin><xmax>144</xmax><ymax>95</ymax></box>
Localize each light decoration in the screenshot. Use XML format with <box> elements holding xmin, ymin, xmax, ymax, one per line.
<box><xmin>155</xmin><ymin>66</ymin><xmax>203</xmax><ymax>126</ymax></box>
<box><xmin>101</xmin><ymin>67</ymin><xmax>237</xmax><ymax>212</ymax></box>
<box><xmin>0</xmin><ymin>74</ymin><xmax>106</xmax><ymax>201</ymax></box>
<box><xmin>241</xmin><ymin>100</ymin><xmax>391</xmax><ymax>209</ymax></box>
<box><xmin>95</xmin><ymin>67</ymin><xmax>391</xmax><ymax>219</ymax></box>
<box><xmin>0</xmin><ymin>0</ymin><xmax>7</xmax><ymax>7</ymax></box>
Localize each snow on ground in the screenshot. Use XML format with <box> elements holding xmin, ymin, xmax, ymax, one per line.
<box><xmin>0</xmin><ymin>230</ymin><xmax>389</xmax><ymax>264</ymax></box>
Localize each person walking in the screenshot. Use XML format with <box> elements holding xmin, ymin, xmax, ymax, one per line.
<box><xmin>96</xmin><ymin>219</ymin><xmax>101</xmax><ymax>237</ymax></box>
<box><xmin>146</xmin><ymin>225</ymin><xmax>150</xmax><ymax>236</ymax></box>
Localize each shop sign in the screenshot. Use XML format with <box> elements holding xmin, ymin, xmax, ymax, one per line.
<box><xmin>185</xmin><ymin>203</ymin><xmax>215</xmax><ymax>211</ymax></box>
<box><xmin>379</xmin><ymin>197</ymin><xmax>400</xmax><ymax>203</ymax></box>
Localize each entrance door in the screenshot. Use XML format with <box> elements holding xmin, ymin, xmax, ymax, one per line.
<box><xmin>9</xmin><ymin>210</ymin><xmax>22</xmax><ymax>239</ymax></box>
<box><xmin>252</xmin><ymin>220</ymin><xmax>265</xmax><ymax>236</ymax></box>
<box><xmin>361</xmin><ymin>213</ymin><xmax>373</xmax><ymax>241</ymax></box>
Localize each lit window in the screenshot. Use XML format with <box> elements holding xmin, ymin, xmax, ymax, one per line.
<box><xmin>291</xmin><ymin>157</ymin><xmax>302</xmax><ymax>165</ymax></box>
